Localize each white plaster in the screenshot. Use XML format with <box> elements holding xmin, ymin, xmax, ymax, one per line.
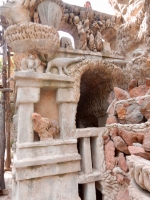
<box><xmin>17</xmin><ymin>103</ymin><xmax>34</xmax><ymax>144</ymax></box>
<box><xmin>83</xmin><ymin>182</ymin><xmax>96</xmax><ymax>200</ymax></box>
<box><xmin>58</xmin><ymin>103</ymin><xmax>77</xmax><ymax>139</ymax></box>
<box><xmin>17</xmin><ymin>87</ymin><xmax>40</xmax><ymax>104</ymax></box>
<box><xmin>56</xmin><ymin>88</ymin><xmax>75</xmax><ymax>103</ymax></box>
<box><xmin>79</xmin><ymin>137</ymin><xmax>93</xmax><ymax>174</ymax></box>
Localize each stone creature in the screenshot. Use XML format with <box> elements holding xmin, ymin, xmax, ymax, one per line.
<box><xmin>32</xmin><ymin>113</ymin><xmax>60</xmax><ymax>141</ymax></box>
<box><xmin>46</xmin><ymin>57</ymin><xmax>84</xmax><ymax>75</ymax></box>
<box><xmin>60</xmin><ymin>37</ymin><xmax>73</xmax><ymax>49</ymax></box>
<box><xmin>0</xmin><ymin>0</ymin><xmax>31</xmax><ymax>25</ymax></box>
<box><xmin>20</xmin><ymin>55</ymin><xmax>41</xmax><ymax>72</ymax></box>
<box><xmin>95</xmin><ymin>31</ymin><xmax>103</xmax><ymax>52</ymax></box>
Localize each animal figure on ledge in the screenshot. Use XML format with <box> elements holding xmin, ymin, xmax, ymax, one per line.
<box><xmin>46</xmin><ymin>57</ymin><xmax>84</xmax><ymax>75</ymax></box>
<box><xmin>32</xmin><ymin>113</ymin><xmax>60</xmax><ymax>141</ymax></box>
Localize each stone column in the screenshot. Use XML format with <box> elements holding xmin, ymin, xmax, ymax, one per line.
<box><xmin>79</xmin><ymin>138</ymin><xmax>96</xmax><ymax>200</ymax></box>
<box><xmin>56</xmin><ymin>88</ymin><xmax>77</xmax><ymax>139</ymax></box>
<box><xmin>16</xmin><ymin>87</ymin><xmax>40</xmax><ymax>143</ymax></box>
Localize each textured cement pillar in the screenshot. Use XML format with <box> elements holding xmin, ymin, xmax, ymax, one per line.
<box><xmin>83</xmin><ymin>182</ymin><xmax>96</xmax><ymax>200</ymax></box>
<box><xmin>57</xmin><ymin>88</ymin><xmax>77</xmax><ymax>139</ymax></box>
<box><xmin>16</xmin><ymin>87</ymin><xmax>40</xmax><ymax>143</ymax></box>
<box><xmin>79</xmin><ymin>137</ymin><xmax>92</xmax><ymax>173</ymax></box>
<box><xmin>17</xmin><ymin>103</ymin><xmax>34</xmax><ymax>143</ymax></box>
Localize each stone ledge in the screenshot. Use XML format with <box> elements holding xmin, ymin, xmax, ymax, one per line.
<box><xmin>57</xmin><ymin>48</ymin><xmax>124</xmax><ymax>59</ymax></box>
<box><xmin>106</xmin><ymin>122</ymin><xmax>150</xmax><ymax>131</ymax></box>
<box><xmin>17</xmin><ymin>142</ymin><xmax>78</xmax><ymax>160</ymax></box>
<box><xmin>14</xmin><ymin>153</ymin><xmax>81</xmax><ymax>168</ymax></box>
<box><xmin>76</xmin><ymin>127</ymin><xmax>107</xmax><ymax>138</ymax></box>
<box><xmin>78</xmin><ymin>170</ymin><xmax>102</xmax><ymax>184</ymax></box>
<box><xmin>17</xmin><ymin>139</ymin><xmax>77</xmax><ymax>148</ymax></box>
<box><xmin>15</xmin><ymin>159</ymin><xmax>81</xmax><ymax>181</ymax></box>
<box><xmin>14</xmin><ymin>71</ymin><xmax>74</xmax><ymax>82</ymax></box>
<box><xmin>14</xmin><ymin>71</ymin><xmax>74</xmax><ymax>88</ymax></box>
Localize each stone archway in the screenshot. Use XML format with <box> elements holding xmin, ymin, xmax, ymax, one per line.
<box><xmin>68</xmin><ymin>59</ymin><xmax>127</xmax><ymax>199</ymax></box>
<box><xmin>68</xmin><ymin>59</ymin><xmax>127</xmax><ymax>128</ymax></box>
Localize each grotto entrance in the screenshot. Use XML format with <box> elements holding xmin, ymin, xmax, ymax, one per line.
<box><xmin>76</xmin><ymin>66</ymin><xmax>114</xmax><ymax>128</ymax></box>
<box><xmin>76</xmin><ymin>66</ymin><xmax>114</xmax><ymax>199</ymax></box>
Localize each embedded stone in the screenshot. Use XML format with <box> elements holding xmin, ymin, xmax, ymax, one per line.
<box><xmin>115</xmin><ymin>103</ymin><xmax>127</xmax><ymax>121</ymax></box>
<box><xmin>113</xmin><ymin>136</ymin><xmax>129</xmax><ymax>154</ymax></box>
<box><xmin>118</xmin><ymin>128</ymin><xmax>144</xmax><ymax>146</ymax></box>
<box><xmin>106</xmin><ymin>115</ymin><xmax>118</xmax><ymax>124</ymax></box>
<box><xmin>116</xmin><ymin>173</ymin><xmax>124</xmax><ymax>184</ymax></box>
<box><xmin>129</xmin><ymin>85</ymin><xmax>149</xmax><ymax>98</ymax></box>
<box><xmin>145</xmin><ymin>78</ymin><xmax>150</xmax><ymax>87</ymax></box>
<box><xmin>114</xmin><ymin>87</ymin><xmax>130</xmax><ymax>100</ymax></box>
<box><xmin>125</xmin><ymin>104</ymin><xmax>143</xmax><ymax>124</ymax></box>
<box><xmin>110</xmin><ymin>127</ymin><xmax>118</xmax><ymax>139</ymax></box>
<box><xmin>128</xmin><ymin>79</ymin><xmax>138</xmax><ymax>91</ymax></box>
<box><xmin>103</xmin><ymin>135</ymin><xmax>110</xmax><ymax>145</ymax></box>
<box><xmin>143</xmin><ymin>128</ymin><xmax>150</xmax><ymax>152</ymax></box>
<box><xmin>140</xmin><ymin>96</ymin><xmax>150</xmax><ymax>120</ymax></box>
<box><xmin>118</xmin><ymin>153</ymin><xmax>129</xmax><ymax>173</ymax></box>
<box><xmin>104</xmin><ymin>140</ymin><xmax>116</xmax><ymax>170</ymax></box>
<box><xmin>128</xmin><ymin>146</ymin><xmax>150</xmax><ymax>160</ymax></box>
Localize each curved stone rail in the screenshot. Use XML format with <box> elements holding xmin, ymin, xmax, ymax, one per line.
<box><xmin>127</xmin><ymin>155</ymin><xmax>150</xmax><ymax>192</ymax></box>
<box><xmin>128</xmin><ymin>178</ymin><xmax>150</xmax><ymax>200</ymax></box>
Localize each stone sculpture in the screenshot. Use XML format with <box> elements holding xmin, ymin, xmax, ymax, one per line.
<box><xmin>20</xmin><ymin>55</ymin><xmax>41</xmax><ymax>72</ymax></box>
<box><xmin>60</xmin><ymin>37</ymin><xmax>73</xmax><ymax>49</ymax></box>
<box><xmin>4</xmin><ymin>22</ymin><xmax>60</xmax><ymax>55</ymax></box>
<box><xmin>3</xmin><ymin>0</ymin><xmax>150</xmax><ymax>199</ymax></box>
<box><xmin>46</xmin><ymin>57</ymin><xmax>84</xmax><ymax>75</ymax></box>
<box><xmin>32</xmin><ymin>113</ymin><xmax>60</xmax><ymax>141</ymax></box>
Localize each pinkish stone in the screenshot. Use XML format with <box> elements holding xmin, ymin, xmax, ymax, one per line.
<box><xmin>128</xmin><ymin>146</ymin><xmax>150</xmax><ymax>160</ymax></box>
<box><xmin>32</xmin><ymin>113</ymin><xmax>60</xmax><ymax>140</ymax></box>
<box><xmin>118</xmin><ymin>128</ymin><xmax>144</xmax><ymax>146</ymax></box>
<box><xmin>104</xmin><ymin>140</ymin><xmax>116</xmax><ymax>170</ymax></box>
<box><xmin>116</xmin><ymin>173</ymin><xmax>124</xmax><ymax>184</ymax></box>
<box><xmin>110</xmin><ymin>127</ymin><xmax>118</xmax><ymax>139</ymax></box>
<box><xmin>114</xmin><ymin>87</ymin><xmax>130</xmax><ymax>100</ymax></box>
<box><xmin>103</xmin><ymin>135</ymin><xmax>110</xmax><ymax>145</ymax></box>
<box><xmin>106</xmin><ymin>115</ymin><xmax>118</xmax><ymax>125</ymax></box>
<box><xmin>107</xmin><ymin>98</ymin><xmax>117</xmax><ymax>115</ymax></box>
<box><xmin>115</xmin><ymin>104</ymin><xmax>127</xmax><ymax>121</ymax></box>
<box><xmin>140</xmin><ymin>96</ymin><xmax>150</xmax><ymax>120</ymax></box>
<box><xmin>116</xmin><ymin>189</ymin><xmax>129</xmax><ymax>200</ymax></box>
<box><xmin>118</xmin><ymin>153</ymin><xmax>129</xmax><ymax>173</ymax></box>
<box><xmin>143</xmin><ymin>128</ymin><xmax>150</xmax><ymax>152</ymax></box>
<box><xmin>113</xmin><ymin>136</ymin><xmax>129</xmax><ymax>154</ymax></box>
<box><xmin>128</xmin><ymin>79</ymin><xmax>138</xmax><ymax>91</ymax></box>
<box><xmin>145</xmin><ymin>78</ymin><xmax>150</xmax><ymax>87</ymax></box>
<box><xmin>129</xmin><ymin>85</ymin><xmax>149</xmax><ymax>98</ymax></box>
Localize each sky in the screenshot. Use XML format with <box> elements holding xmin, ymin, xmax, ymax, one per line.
<box><xmin>63</xmin><ymin>0</ymin><xmax>115</xmax><ymax>14</ymax></box>
<box><xmin>0</xmin><ymin>0</ymin><xmax>115</xmax><ymax>14</ymax></box>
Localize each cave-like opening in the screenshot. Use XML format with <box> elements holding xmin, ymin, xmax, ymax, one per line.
<box><xmin>76</xmin><ymin>67</ymin><xmax>114</xmax><ymax>128</ymax></box>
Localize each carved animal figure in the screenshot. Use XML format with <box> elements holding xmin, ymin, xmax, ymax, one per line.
<box><xmin>46</xmin><ymin>57</ymin><xmax>84</xmax><ymax>75</ymax></box>
<box><xmin>20</xmin><ymin>55</ymin><xmax>41</xmax><ymax>72</ymax></box>
<box><xmin>32</xmin><ymin>113</ymin><xmax>60</xmax><ymax>141</ymax></box>
<box><xmin>0</xmin><ymin>0</ymin><xmax>31</xmax><ymax>25</ymax></box>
